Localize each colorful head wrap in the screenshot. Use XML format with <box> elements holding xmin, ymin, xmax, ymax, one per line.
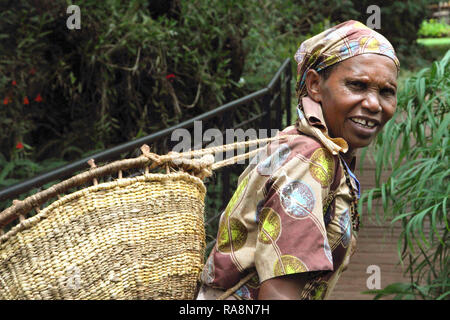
<box><xmin>294</xmin><ymin>20</ymin><xmax>400</xmax><ymax>99</ymax></box>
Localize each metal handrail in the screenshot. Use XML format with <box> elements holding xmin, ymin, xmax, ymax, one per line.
<box><xmin>0</xmin><ymin>58</ymin><xmax>292</xmax><ymax>202</ymax></box>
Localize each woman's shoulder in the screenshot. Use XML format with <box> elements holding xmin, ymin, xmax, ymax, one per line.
<box><xmin>269</xmin><ymin>125</ymin><xmax>343</xmax><ymax>188</ymax></box>
<box><xmin>243</xmin><ymin>125</ymin><xmax>342</xmax><ymax>184</ymax></box>
<box><xmin>276</xmin><ymin>125</ymin><xmax>334</xmax><ymax>159</ymax></box>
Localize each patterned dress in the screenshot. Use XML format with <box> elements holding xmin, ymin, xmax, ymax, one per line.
<box><xmin>199</xmin><ymin>101</ymin><xmax>360</xmax><ymax>300</ymax></box>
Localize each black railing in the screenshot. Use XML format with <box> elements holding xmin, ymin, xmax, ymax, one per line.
<box><xmin>0</xmin><ymin>58</ymin><xmax>293</xmax><ymax>207</ymax></box>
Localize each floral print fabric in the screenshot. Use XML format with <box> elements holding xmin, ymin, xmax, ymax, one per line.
<box><xmin>200</xmin><ymin>112</ymin><xmax>361</xmax><ymax>300</ymax></box>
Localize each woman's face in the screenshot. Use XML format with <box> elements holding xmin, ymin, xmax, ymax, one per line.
<box><xmin>309</xmin><ymin>54</ymin><xmax>398</xmax><ymax>152</ymax></box>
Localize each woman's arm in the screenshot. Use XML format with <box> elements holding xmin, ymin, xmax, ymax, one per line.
<box><xmin>258</xmin><ymin>234</ymin><xmax>358</xmax><ymax>300</ymax></box>
<box><xmin>257</xmin><ymin>273</ymin><xmax>309</xmax><ymax>300</ymax></box>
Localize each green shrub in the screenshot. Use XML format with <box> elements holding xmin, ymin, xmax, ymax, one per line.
<box><xmin>0</xmin><ymin>0</ymin><xmax>435</xmax><ymax>165</ymax></box>
<box><xmin>1</xmin><ymin>0</ymin><xmax>444</xmax><ymax>216</ymax></box>
<box><xmin>0</xmin><ymin>0</ymin><xmax>255</xmax><ymax>162</ymax></box>
<box><xmin>418</xmin><ymin>19</ymin><xmax>450</xmax><ymax>38</ymax></box>
<box><xmin>0</xmin><ymin>0</ymin><xmax>336</xmax><ymax>197</ymax></box>
<box><xmin>335</xmin><ymin>1</ymin><xmax>438</xmax><ymax>68</ymax></box>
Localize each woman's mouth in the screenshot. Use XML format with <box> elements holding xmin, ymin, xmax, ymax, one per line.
<box><xmin>348</xmin><ymin>117</ymin><xmax>379</xmax><ymax>137</ymax></box>
<box><xmin>350</xmin><ymin>117</ymin><xmax>378</xmax><ymax>129</ymax></box>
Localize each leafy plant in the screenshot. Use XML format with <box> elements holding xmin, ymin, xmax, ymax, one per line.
<box><xmin>418</xmin><ymin>19</ymin><xmax>450</xmax><ymax>38</ymax></box>
<box><xmin>0</xmin><ymin>0</ymin><xmax>255</xmax><ymax>161</ymax></box>
<box><xmin>360</xmin><ymin>50</ymin><xmax>450</xmax><ymax>300</ymax></box>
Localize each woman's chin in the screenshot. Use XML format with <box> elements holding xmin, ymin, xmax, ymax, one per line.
<box><xmin>343</xmin><ymin>123</ymin><xmax>380</xmax><ymax>150</ymax></box>
<box><xmin>346</xmin><ymin>136</ymin><xmax>374</xmax><ymax>151</ymax></box>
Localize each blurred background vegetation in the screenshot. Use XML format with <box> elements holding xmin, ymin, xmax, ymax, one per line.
<box><xmin>361</xmin><ymin>50</ymin><xmax>449</xmax><ymax>300</ymax></box>
<box><xmin>0</xmin><ymin>0</ymin><xmax>448</xmax><ymax>299</ymax></box>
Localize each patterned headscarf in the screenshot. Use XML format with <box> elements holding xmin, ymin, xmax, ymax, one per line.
<box><xmin>293</xmin><ymin>20</ymin><xmax>399</xmax><ymax>156</ymax></box>
<box><xmin>294</xmin><ymin>20</ymin><xmax>400</xmax><ymax>100</ymax></box>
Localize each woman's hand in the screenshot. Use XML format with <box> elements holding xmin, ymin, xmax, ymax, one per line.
<box><xmin>257</xmin><ymin>273</ymin><xmax>309</xmax><ymax>300</ymax></box>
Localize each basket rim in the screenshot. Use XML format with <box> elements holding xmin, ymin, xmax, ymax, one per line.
<box><xmin>0</xmin><ymin>141</ymin><xmax>217</xmax><ymax>229</ymax></box>
<box><xmin>0</xmin><ymin>135</ymin><xmax>294</xmax><ymax>229</ymax></box>
<box><xmin>0</xmin><ymin>171</ymin><xmax>206</xmax><ymax>244</ymax></box>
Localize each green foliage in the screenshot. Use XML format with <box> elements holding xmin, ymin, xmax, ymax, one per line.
<box><xmin>0</xmin><ymin>0</ymin><xmax>440</xmax><ymax>185</ymax></box>
<box><xmin>0</xmin><ymin>0</ymin><xmax>253</xmax><ymax>162</ymax></box>
<box><xmin>325</xmin><ymin>0</ymin><xmax>436</xmax><ymax>68</ymax></box>
<box><xmin>360</xmin><ymin>50</ymin><xmax>450</xmax><ymax>300</ymax></box>
<box><xmin>242</xmin><ymin>0</ymin><xmax>357</xmax><ymax>92</ymax></box>
<box><xmin>362</xmin><ymin>282</ymin><xmax>448</xmax><ymax>300</ymax></box>
<box><xmin>2</xmin><ymin>2</ymin><xmax>448</xmax><ymax>270</ymax></box>
<box><xmin>418</xmin><ymin>19</ymin><xmax>450</xmax><ymax>38</ymax></box>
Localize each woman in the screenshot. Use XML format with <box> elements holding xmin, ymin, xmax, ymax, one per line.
<box><xmin>197</xmin><ymin>20</ymin><xmax>399</xmax><ymax>300</ymax></box>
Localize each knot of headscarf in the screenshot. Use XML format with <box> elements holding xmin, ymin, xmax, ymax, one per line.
<box><xmin>293</xmin><ymin>20</ymin><xmax>400</xmax><ymax>155</ymax></box>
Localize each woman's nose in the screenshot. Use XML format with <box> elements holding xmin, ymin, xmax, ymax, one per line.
<box><xmin>361</xmin><ymin>92</ymin><xmax>382</xmax><ymax>113</ymax></box>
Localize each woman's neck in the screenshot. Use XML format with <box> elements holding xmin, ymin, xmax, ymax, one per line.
<box><xmin>341</xmin><ymin>148</ymin><xmax>356</xmax><ymax>168</ymax></box>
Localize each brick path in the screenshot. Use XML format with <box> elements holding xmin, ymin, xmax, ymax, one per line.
<box><xmin>328</xmin><ymin>151</ymin><xmax>411</xmax><ymax>300</ymax></box>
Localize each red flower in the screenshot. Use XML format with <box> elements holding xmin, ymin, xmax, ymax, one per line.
<box><xmin>30</xmin><ymin>68</ymin><xmax>36</xmax><ymax>75</ymax></box>
<box><xmin>23</xmin><ymin>96</ymin><xmax>30</xmax><ymax>105</ymax></box>
<box><xmin>3</xmin><ymin>97</ymin><xmax>8</xmax><ymax>105</ymax></box>
<box><xmin>12</xmin><ymin>80</ymin><xmax>17</xmax><ymax>86</ymax></box>
<box><xmin>16</xmin><ymin>142</ymin><xmax>24</xmax><ymax>149</ymax></box>
<box><xmin>166</xmin><ymin>73</ymin><xmax>176</xmax><ymax>82</ymax></box>
<box><xmin>34</xmin><ymin>94</ymin><xmax>42</xmax><ymax>102</ymax></box>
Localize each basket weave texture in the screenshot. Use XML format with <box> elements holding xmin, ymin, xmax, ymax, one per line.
<box><xmin>0</xmin><ymin>172</ymin><xmax>206</xmax><ymax>300</ymax></box>
<box><xmin>0</xmin><ymin>136</ymin><xmax>294</xmax><ymax>300</ymax></box>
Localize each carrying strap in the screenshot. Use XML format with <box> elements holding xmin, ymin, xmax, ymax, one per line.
<box><xmin>0</xmin><ymin>135</ymin><xmax>298</xmax><ymax>229</ymax></box>
<box><xmin>140</xmin><ymin>134</ymin><xmax>299</xmax><ymax>176</ymax></box>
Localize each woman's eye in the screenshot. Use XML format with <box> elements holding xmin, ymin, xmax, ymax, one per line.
<box><xmin>347</xmin><ymin>81</ymin><xmax>366</xmax><ymax>90</ymax></box>
<box><xmin>381</xmin><ymin>88</ymin><xmax>396</xmax><ymax>96</ymax></box>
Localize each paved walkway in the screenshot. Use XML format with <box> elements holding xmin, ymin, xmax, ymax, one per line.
<box><xmin>328</xmin><ymin>216</ymin><xmax>410</xmax><ymax>300</ymax></box>
<box><xmin>328</xmin><ymin>152</ymin><xmax>410</xmax><ymax>300</ymax></box>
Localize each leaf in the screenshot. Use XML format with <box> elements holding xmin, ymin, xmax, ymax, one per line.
<box><xmin>432</xmin><ymin>113</ymin><xmax>450</xmax><ymax>148</ymax></box>
<box><xmin>430</xmin><ymin>200</ymin><xmax>445</xmax><ymax>246</ymax></box>
<box><xmin>437</xmin><ymin>291</ymin><xmax>450</xmax><ymax>300</ymax></box>
<box><xmin>0</xmin><ymin>161</ymin><xmax>15</xmax><ymax>181</ymax></box>
<box><xmin>391</xmin><ymin>211</ymin><xmax>416</xmax><ymax>224</ymax></box>
<box><xmin>381</xmin><ymin>183</ymin><xmax>388</xmax><ymax>217</ymax></box>
<box><xmin>362</xmin><ymin>282</ymin><xmax>414</xmax><ymax>300</ymax></box>
<box><xmin>0</xmin><ymin>178</ymin><xmax>20</xmax><ymax>187</ymax></box>
<box><xmin>415</xmin><ymin>77</ymin><xmax>426</xmax><ymax>105</ymax></box>
<box><xmin>407</xmin><ymin>206</ymin><xmax>435</xmax><ymax>248</ymax></box>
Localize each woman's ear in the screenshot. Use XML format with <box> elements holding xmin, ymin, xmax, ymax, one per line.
<box><xmin>305</xmin><ymin>69</ymin><xmax>322</xmax><ymax>103</ymax></box>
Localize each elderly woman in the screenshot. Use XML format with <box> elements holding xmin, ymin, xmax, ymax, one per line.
<box><xmin>197</xmin><ymin>20</ymin><xmax>399</xmax><ymax>300</ymax></box>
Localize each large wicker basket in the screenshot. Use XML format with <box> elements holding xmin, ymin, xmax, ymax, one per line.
<box><xmin>0</xmin><ymin>146</ymin><xmax>209</xmax><ymax>299</ymax></box>
<box><xmin>0</xmin><ymin>136</ymin><xmax>290</xmax><ymax>300</ymax></box>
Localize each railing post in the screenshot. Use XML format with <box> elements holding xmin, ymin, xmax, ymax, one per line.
<box><xmin>274</xmin><ymin>78</ymin><xmax>282</xmax><ymax>130</ymax></box>
<box><xmin>221</xmin><ymin>111</ymin><xmax>232</xmax><ymax>205</ymax></box>
<box><xmin>262</xmin><ymin>92</ymin><xmax>272</xmax><ymax>132</ymax></box>
<box><xmin>285</xmin><ymin>60</ymin><xmax>292</xmax><ymax>127</ymax></box>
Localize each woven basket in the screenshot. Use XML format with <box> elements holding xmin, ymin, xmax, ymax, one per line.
<box><xmin>0</xmin><ymin>146</ymin><xmax>208</xmax><ymax>300</ymax></box>
<box><xmin>0</xmin><ymin>136</ymin><xmax>292</xmax><ymax>300</ymax></box>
